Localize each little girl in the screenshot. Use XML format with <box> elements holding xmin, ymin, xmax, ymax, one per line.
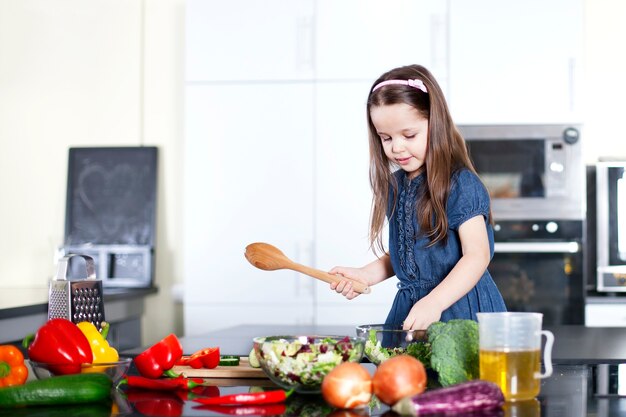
<box><xmin>330</xmin><ymin>64</ymin><xmax>506</xmax><ymax>330</ymax></box>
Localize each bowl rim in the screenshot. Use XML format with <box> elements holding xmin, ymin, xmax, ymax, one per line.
<box><xmin>29</xmin><ymin>356</ymin><xmax>132</xmax><ymax>368</ymax></box>
<box><xmin>356</xmin><ymin>323</ymin><xmax>428</xmax><ymax>333</ymax></box>
<box><xmin>253</xmin><ymin>335</ymin><xmax>364</xmax><ymax>344</ymax></box>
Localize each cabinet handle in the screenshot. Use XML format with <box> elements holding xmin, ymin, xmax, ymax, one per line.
<box><xmin>568</xmin><ymin>57</ymin><xmax>576</xmax><ymax>112</ymax></box>
<box><xmin>296</xmin><ymin>15</ymin><xmax>314</xmax><ymax>72</ymax></box>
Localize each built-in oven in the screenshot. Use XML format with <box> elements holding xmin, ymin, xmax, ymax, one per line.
<box><xmin>458</xmin><ymin>125</ymin><xmax>586</xmax><ymax>325</ymax></box>
<box><xmin>490</xmin><ymin>220</ymin><xmax>585</xmax><ymax>325</ymax></box>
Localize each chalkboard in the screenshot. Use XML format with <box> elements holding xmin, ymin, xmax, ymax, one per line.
<box><xmin>64</xmin><ymin>147</ymin><xmax>158</xmax><ymax>246</ymax></box>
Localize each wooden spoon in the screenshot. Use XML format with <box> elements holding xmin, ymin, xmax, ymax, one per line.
<box><xmin>244</xmin><ymin>242</ymin><xmax>371</xmax><ymax>295</ymax></box>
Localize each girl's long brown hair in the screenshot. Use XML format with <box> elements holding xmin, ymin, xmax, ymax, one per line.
<box><xmin>367</xmin><ymin>65</ymin><xmax>485</xmax><ymax>255</ymax></box>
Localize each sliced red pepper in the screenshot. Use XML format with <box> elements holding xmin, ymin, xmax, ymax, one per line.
<box><xmin>192</xmin><ymin>389</ymin><xmax>291</xmax><ymax>406</ymax></box>
<box><xmin>23</xmin><ymin>318</ymin><xmax>93</xmax><ymax>375</ymax></box>
<box><xmin>193</xmin><ymin>404</ymin><xmax>287</xmax><ymax>416</ymax></box>
<box><xmin>134</xmin><ymin>334</ymin><xmax>183</xmax><ymax>379</ymax></box>
<box><xmin>177</xmin><ymin>347</ymin><xmax>220</xmax><ymax>369</ymax></box>
<box><xmin>118</xmin><ymin>375</ymin><xmax>205</xmax><ymax>391</ymax></box>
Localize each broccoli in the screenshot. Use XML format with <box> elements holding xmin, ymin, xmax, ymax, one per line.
<box><xmin>427</xmin><ymin>319</ymin><xmax>479</xmax><ymax>387</ymax></box>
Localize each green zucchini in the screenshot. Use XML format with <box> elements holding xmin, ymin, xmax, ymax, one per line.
<box><xmin>0</xmin><ymin>373</ymin><xmax>112</xmax><ymax>408</ymax></box>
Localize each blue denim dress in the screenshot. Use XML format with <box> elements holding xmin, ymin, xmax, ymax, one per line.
<box><xmin>384</xmin><ymin>169</ymin><xmax>506</xmax><ymax>327</ymax></box>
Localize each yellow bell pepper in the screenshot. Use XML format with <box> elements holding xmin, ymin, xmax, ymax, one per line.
<box><xmin>77</xmin><ymin>321</ymin><xmax>119</xmax><ymax>363</ymax></box>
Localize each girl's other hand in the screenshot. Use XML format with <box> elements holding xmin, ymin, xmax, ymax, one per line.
<box><xmin>402</xmin><ymin>298</ymin><xmax>442</xmax><ymax>331</ymax></box>
<box><xmin>328</xmin><ymin>266</ymin><xmax>368</xmax><ymax>300</ymax></box>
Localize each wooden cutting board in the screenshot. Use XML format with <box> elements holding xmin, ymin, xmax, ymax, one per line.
<box><xmin>172</xmin><ymin>357</ymin><xmax>267</xmax><ymax>379</ymax></box>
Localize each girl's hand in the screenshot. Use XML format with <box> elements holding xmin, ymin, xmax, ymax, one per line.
<box><xmin>402</xmin><ymin>298</ymin><xmax>443</xmax><ymax>331</ymax></box>
<box><xmin>328</xmin><ymin>266</ymin><xmax>369</xmax><ymax>300</ymax></box>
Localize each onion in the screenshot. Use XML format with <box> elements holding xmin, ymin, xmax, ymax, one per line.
<box><xmin>372</xmin><ymin>354</ymin><xmax>426</xmax><ymax>405</ymax></box>
<box><xmin>321</xmin><ymin>362</ymin><xmax>372</xmax><ymax>409</ymax></box>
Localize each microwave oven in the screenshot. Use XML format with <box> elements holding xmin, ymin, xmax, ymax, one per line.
<box><xmin>595</xmin><ymin>161</ymin><xmax>626</xmax><ymax>291</ymax></box>
<box><xmin>458</xmin><ymin>125</ymin><xmax>585</xmax><ymax>221</ymax></box>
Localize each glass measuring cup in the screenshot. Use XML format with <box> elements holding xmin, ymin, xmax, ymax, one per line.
<box><xmin>477</xmin><ymin>312</ymin><xmax>554</xmax><ymax>401</ymax></box>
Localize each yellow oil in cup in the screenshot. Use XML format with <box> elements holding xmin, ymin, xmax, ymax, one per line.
<box><xmin>477</xmin><ymin>312</ymin><xmax>554</xmax><ymax>402</ymax></box>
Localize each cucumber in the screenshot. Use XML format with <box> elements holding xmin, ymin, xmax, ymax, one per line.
<box><xmin>248</xmin><ymin>348</ymin><xmax>260</xmax><ymax>368</ymax></box>
<box><xmin>392</xmin><ymin>380</ymin><xmax>504</xmax><ymax>416</ymax></box>
<box><xmin>219</xmin><ymin>356</ymin><xmax>240</xmax><ymax>366</ymax></box>
<box><xmin>0</xmin><ymin>373</ymin><xmax>112</xmax><ymax>407</ymax></box>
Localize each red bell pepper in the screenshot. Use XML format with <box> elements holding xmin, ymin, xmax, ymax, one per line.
<box><xmin>176</xmin><ymin>347</ymin><xmax>220</xmax><ymax>369</ymax></box>
<box><xmin>125</xmin><ymin>389</ymin><xmax>184</xmax><ymax>417</ymax></box>
<box><xmin>23</xmin><ymin>318</ymin><xmax>93</xmax><ymax>375</ymax></box>
<box><xmin>134</xmin><ymin>334</ymin><xmax>183</xmax><ymax>378</ymax></box>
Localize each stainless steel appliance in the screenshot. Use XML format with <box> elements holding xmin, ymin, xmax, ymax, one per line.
<box><xmin>459</xmin><ymin>125</ymin><xmax>586</xmax><ymax>325</ymax></box>
<box><xmin>489</xmin><ymin>220</ymin><xmax>585</xmax><ymax>325</ymax></box>
<box><xmin>459</xmin><ymin>124</ymin><xmax>585</xmax><ymax>220</ymax></box>
<box><xmin>595</xmin><ymin>161</ymin><xmax>626</xmax><ymax>292</ymax></box>
<box><xmin>48</xmin><ymin>254</ymin><xmax>106</xmax><ymax>330</ymax></box>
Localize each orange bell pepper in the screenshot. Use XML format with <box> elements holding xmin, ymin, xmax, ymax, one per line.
<box><xmin>0</xmin><ymin>344</ymin><xmax>28</xmax><ymax>387</ymax></box>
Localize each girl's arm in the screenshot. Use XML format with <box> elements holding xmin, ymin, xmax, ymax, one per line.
<box><xmin>403</xmin><ymin>215</ymin><xmax>491</xmax><ymax>330</ymax></box>
<box><xmin>328</xmin><ymin>254</ymin><xmax>394</xmax><ymax>300</ymax></box>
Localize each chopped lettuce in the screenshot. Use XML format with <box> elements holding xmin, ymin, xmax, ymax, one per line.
<box><xmin>364</xmin><ymin>328</ymin><xmax>431</xmax><ymax>367</ymax></box>
<box><xmin>258</xmin><ymin>336</ymin><xmax>361</xmax><ymax>389</ymax></box>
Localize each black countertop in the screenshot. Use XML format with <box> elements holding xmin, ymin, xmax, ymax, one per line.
<box><xmin>7</xmin><ymin>324</ymin><xmax>626</xmax><ymax>416</ymax></box>
<box><xmin>125</xmin><ymin>324</ymin><xmax>626</xmax><ymax>365</ymax></box>
<box><xmin>0</xmin><ymin>286</ymin><xmax>158</xmax><ymax>319</ymax></box>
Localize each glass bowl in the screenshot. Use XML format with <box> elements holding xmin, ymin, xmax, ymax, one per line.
<box><xmin>29</xmin><ymin>357</ymin><xmax>132</xmax><ymax>383</ymax></box>
<box><xmin>356</xmin><ymin>323</ymin><xmax>429</xmax><ymax>365</ymax></box>
<box><xmin>253</xmin><ymin>335</ymin><xmax>364</xmax><ymax>394</ymax></box>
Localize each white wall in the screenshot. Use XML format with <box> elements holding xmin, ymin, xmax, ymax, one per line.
<box><xmin>582</xmin><ymin>0</ymin><xmax>626</xmax><ymax>163</ymax></box>
<box><xmin>0</xmin><ymin>0</ymin><xmax>185</xmax><ymax>345</ymax></box>
<box><xmin>0</xmin><ymin>0</ymin><xmax>624</xmax><ymax>343</ymax></box>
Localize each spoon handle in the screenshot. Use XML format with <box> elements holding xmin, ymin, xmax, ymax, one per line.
<box><xmin>288</xmin><ymin>262</ymin><xmax>371</xmax><ymax>294</ymax></box>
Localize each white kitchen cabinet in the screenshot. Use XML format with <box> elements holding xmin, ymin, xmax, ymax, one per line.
<box><xmin>586</xmin><ymin>302</ymin><xmax>626</xmax><ymax>327</ymax></box>
<box><xmin>448</xmin><ymin>0</ymin><xmax>583</xmax><ymax>124</ymax></box>
<box><xmin>185</xmin><ymin>0</ymin><xmax>315</xmax><ymax>82</ymax></box>
<box><xmin>313</xmin><ymin>82</ymin><xmax>399</xmax><ymax>325</ymax></box>
<box><xmin>186</xmin><ymin>0</ymin><xmax>448</xmax><ymax>85</ymax></box>
<box><xmin>315</xmin><ymin>0</ymin><xmax>448</xmax><ymax>85</ymax></box>
<box><xmin>183</xmin><ymin>83</ymin><xmax>315</xmax><ymax>336</ymax></box>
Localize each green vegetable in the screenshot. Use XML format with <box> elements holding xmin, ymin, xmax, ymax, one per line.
<box><xmin>219</xmin><ymin>356</ymin><xmax>240</xmax><ymax>366</ymax></box>
<box><xmin>364</xmin><ymin>329</ymin><xmax>431</xmax><ymax>366</ymax></box>
<box><xmin>248</xmin><ymin>348</ymin><xmax>260</xmax><ymax>368</ymax></box>
<box><xmin>427</xmin><ymin>319</ymin><xmax>479</xmax><ymax>387</ymax></box>
<box><xmin>0</xmin><ymin>373</ymin><xmax>111</xmax><ymax>407</ymax></box>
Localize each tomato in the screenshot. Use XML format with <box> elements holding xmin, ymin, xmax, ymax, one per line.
<box><xmin>372</xmin><ymin>354</ymin><xmax>426</xmax><ymax>405</ymax></box>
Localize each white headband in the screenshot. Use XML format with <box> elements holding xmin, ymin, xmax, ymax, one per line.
<box><xmin>372</xmin><ymin>79</ymin><xmax>428</xmax><ymax>93</ymax></box>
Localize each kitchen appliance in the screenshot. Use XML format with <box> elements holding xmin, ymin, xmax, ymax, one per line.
<box><xmin>60</xmin><ymin>146</ymin><xmax>158</xmax><ymax>288</ymax></box>
<box><xmin>48</xmin><ymin>254</ymin><xmax>106</xmax><ymax>330</ymax></box>
<box><xmin>459</xmin><ymin>124</ymin><xmax>585</xmax><ymax>220</ymax></box>
<box><xmin>489</xmin><ymin>220</ymin><xmax>585</xmax><ymax>325</ymax></box>
<box><xmin>459</xmin><ymin>125</ymin><xmax>586</xmax><ymax>325</ymax></box>
<box><xmin>595</xmin><ymin>161</ymin><xmax>626</xmax><ymax>292</ymax></box>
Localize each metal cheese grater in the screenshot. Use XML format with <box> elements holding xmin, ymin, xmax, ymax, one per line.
<box><xmin>48</xmin><ymin>254</ymin><xmax>106</xmax><ymax>330</ymax></box>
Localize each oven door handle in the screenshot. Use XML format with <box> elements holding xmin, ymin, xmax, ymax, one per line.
<box><xmin>494</xmin><ymin>241</ymin><xmax>580</xmax><ymax>253</ymax></box>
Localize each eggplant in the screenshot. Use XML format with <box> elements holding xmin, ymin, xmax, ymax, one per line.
<box><xmin>392</xmin><ymin>380</ymin><xmax>505</xmax><ymax>416</ymax></box>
